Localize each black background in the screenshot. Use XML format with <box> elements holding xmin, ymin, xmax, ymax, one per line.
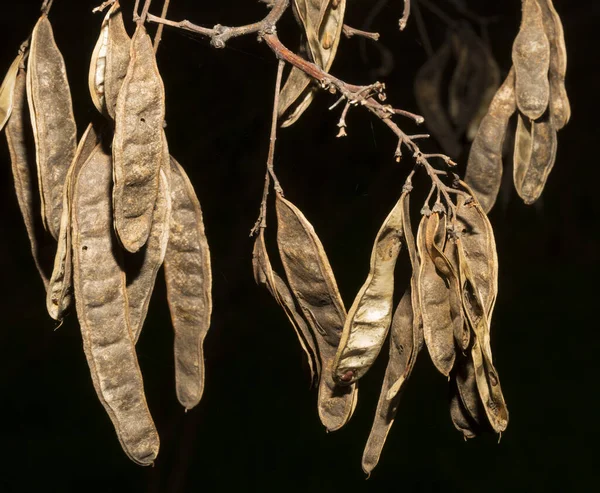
<box><xmin>0</xmin><ymin>1</ymin><xmax>598</xmax><ymax>491</ymax></box>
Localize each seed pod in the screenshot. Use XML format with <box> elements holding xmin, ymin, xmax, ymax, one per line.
<box><xmin>512</xmin><ymin>0</ymin><xmax>550</xmax><ymax>120</ymax></box>
<box><xmin>113</xmin><ymin>24</ymin><xmax>166</xmax><ymax>253</ymax></box>
<box><xmin>441</xmin><ymin>238</ymin><xmax>470</xmax><ymax>351</ymax></box>
<box><xmin>46</xmin><ymin>123</ymin><xmax>100</xmax><ymax>321</ymax></box>
<box><xmin>164</xmin><ymin>157</ymin><xmax>212</xmax><ymax>410</ymax></box>
<box><xmin>0</xmin><ymin>52</ymin><xmax>23</xmax><ymax>131</ymax></box>
<box><xmin>27</xmin><ymin>14</ymin><xmax>78</xmax><ymax>240</ymax></box>
<box><xmin>128</xmin><ymin>164</ymin><xmax>171</xmax><ymax>343</ymax></box>
<box><xmin>454</xmin><ymin>352</ymin><xmax>486</xmax><ymax>427</ymax></box>
<box><xmin>276</xmin><ymin>194</ymin><xmax>357</xmax><ymax>431</ymax></box>
<box><xmin>537</xmin><ymin>0</ymin><xmax>570</xmax><ymax>130</ymax></box>
<box><xmin>279</xmin><ymin>0</ymin><xmax>346</xmax><ymax>127</ymax></box>
<box><xmin>71</xmin><ymin>140</ymin><xmax>159</xmax><ymax>466</ymax></box>
<box><xmin>253</xmin><ymin>229</ymin><xmax>320</xmax><ymax>384</ymax></box>
<box><xmin>513</xmin><ymin>113</ymin><xmax>557</xmax><ymax>204</ymax></box>
<box><xmin>449</xmin><ymin>373</ymin><xmax>478</xmax><ymax>439</ymax></box>
<box><xmin>334</xmin><ymin>193</ymin><xmax>406</xmax><ymax>384</ymax></box>
<box><xmin>5</xmin><ymin>66</ymin><xmax>54</xmax><ymax>288</ymax></box>
<box><xmin>464</xmin><ymin>68</ymin><xmax>517</xmax><ymax>213</ymax></box>
<box><xmin>416</xmin><ymin>213</ymin><xmax>456</xmax><ymax>376</ymax></box>
<box><xmin>414</xmin><ymin>41</ymin><xmax>462</xmax><ymax>158</ymax></box>
<box><xmin>89</xmin><ymin>0</ymin><xmax>131</xmax><ymax>119</ymax></box>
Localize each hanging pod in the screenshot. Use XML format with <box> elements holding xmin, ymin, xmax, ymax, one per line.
<box><xmin>0</xmin><ymin>51</ymin><xmax>23</xmax><ymax>131</ymax></box>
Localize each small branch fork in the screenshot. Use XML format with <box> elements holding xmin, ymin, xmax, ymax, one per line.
<box><xmin>145</xmin><ymin>0</ymin><xmax>465</xmax><ymax>215</ymax></box>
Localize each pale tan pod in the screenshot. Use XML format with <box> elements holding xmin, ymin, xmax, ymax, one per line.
<box><xmin>333</xmin><ymin>193</ymin><xmax>406</xmax><ymax>384</ymax></box>
<box><xmin>275</xmin><ymin>194</ymin><xmax>357</xmax><ymax>431</ymax></box>
<box><xmin>27</xmin><ymin>14</ymin><xmax>78</xmax><ymax>240</ymax></box>
<box><xmin>113</xmin><ymin>23</ymin><xmax>165</xmax><ymax>253</ymax></box>
<box><xmin>414</xmin><ymin>42</ymin><xmax>462</xmax><ymax>158</ymax></box>
<box><xmin>253</xmin><ymin>229</ymin><xmax>320</xmax><ymax>384</ymax></box>
<box><xmin>128</xmin><ymin>165</ymin><xmax>171</xmax><ymax>343</ymax></box>
<box><xmin>513</xmin><ymin>112</ymin><xmax>534</xmax><ymax>193</ymax></box>
<box><xmin>0</xmin><ymin>52</ymin><xmax>23</xmax><ymax>131</ymax></box>
<box><xmin>71</xmin><ymin>140</ymin><xmax>159</xmax><ymax>466</ymax></box>
<box><xmin>46</xmin><ymin>123</ymin><xmax>100</xmax><ymax>321</ymax></box>
<box><xmin>464</xmin><ymin>68</ymin><xmax>517</xmax><ymax>213</ymax></box>
<box><xmin>5</xmin><ymin>67</ymin><xmax>53</xmax><ymax>288</ymax></box>
<box><xmin>512</xmin><ymin>0</ymin><xmax>550</xmax><ymax>120</ymax></box>
<box><xmin>89</xmin><ymin>10</ymin><xmax>110</xmax><ymax>114</ymax></box>
<box><xmin>164</xmin><ymin>157</ymin><xmax>212</xmax><ymax>410</ymax></box>
<box><xmin>416</xmin><ymin>213</ymin><xmax>456</xmax><ymax>376</ymax></box>
<box><xmin>537</xmin><ymin>0</ymin><xmax>570</xmax><ymax>129</ymax></box>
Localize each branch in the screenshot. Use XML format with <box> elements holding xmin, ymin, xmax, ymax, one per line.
<box><xmin>153</xmin><ymin>0</ymin><xmax>171</xmax><ymax>52</ymax></box>
<box><xmin>342</xmin><ymin>25</ymin><xmax>380</xmax><ymax>41</ymax></box>
<box><xmin>399</xmin><ymin>0</ymin><xmax>411</xmax><ymax>31</ymax></box>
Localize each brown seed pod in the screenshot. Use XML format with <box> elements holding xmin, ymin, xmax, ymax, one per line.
<box><xmin>449</xmin><ymin>371</ymin><xmax>478</xmax><ymax>439</ymax></box>
<box><xmin>46</xmin><ymin>123</ymin><xmax>100</xmax><ymax>321</ymax></box>
<box><xmin>128</xmin><ymin>164</ymin><xmax>171</xmax><ymax>343</ymax></box>
<box><xmin>164</xmin><ymin>157</ymin><xmax>212</xmax><ymax>410</ymax></box>
<box><xmin>0</xmin><ymin>52</ymin><xmax>23</xmax><ymax>131</ymax></box>
<box><xmin>513</xmin><ymin>113</ymin><xmax>557</xmax><ymax>205</ymax></box>
<box><xmin>454</xmin><ymin>352</ymin><xmax>486</xmax><ymax>428</ymax></box>
<box><xmin>512</xmin><ymin>0</ymin><xmax>550</xmax><ymax>120</ymax></box>
<box><xmin>5</xmin><ymin>66</ymin><xmax>54</xmax><ymax>288</ymax></box>
<box><xmin>71</xmin><ymin>140</ymin><xmax>159</xmax><ymax>466</ymax></box>
<box><xmin>275</xmin><ymin>194</ymin><xmax>357</xmax><ymax>431</ymax></box>
<box><xmin>464</xmin><ymin>68</ymin><xmax>517</xmax><ymax>213</ymax></box>
<box><xmin>279</xmin><ymin>0</ymin><xmax>346</xmax><ymax>127</ymax></box>
<box><xmin>253</xmin><ymin>229</ymin><xmax>320</xmax><ymax>384</ymax></box>
<box><xmin>89</xmin><ymin>0</ymin><xmax>131</xmax><ymax>119</ymax></box>
<box><xmin>416</xmin><ymin>213</ymin><xmax>457</xmax><ymax>376</ymax></box>
<box><xmin>537</xmin><ymin>0</ymin><xmax>570</xmax><ymax>130</ymax></box>
<box><xmin>414</xmin><ymin>41</ymin><xmax>462</xmax><ymax>158</ymax></box>
<box><xmin>27</xmin><ymin>14</ymin><xmax>78</xmax><ymax>240</ymax></box>
<box><xmin>334</xmin><ymin>193</ymin><xmax>406</xmax><ymax>384</ymax></box>
<box><xmin>113</xmin><ymin>23</ymin><xmax>166</xmax><ymax>253</ymax></box>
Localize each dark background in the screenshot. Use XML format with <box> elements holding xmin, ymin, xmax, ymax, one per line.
<box><xmin>0</xmin><ymin>0</ymin><xmax>598</xmax><ymax>491</ymax></box>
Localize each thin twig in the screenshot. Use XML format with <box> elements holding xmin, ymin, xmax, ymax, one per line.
<box><xmin>133</xmin><ymin>0</ymin><xmax>141</xmax><ymax>21</ymax></box>
<box><xmin>399</xmin><ymin>0</ymin><xmax>411</xmax><ymax>31</ymax></box>
<box><xmin>140</xmin><ymin>0</ymin><xmax>153</xmax><ymax>24</ymax></box>
<box><xmin>342</xmin><ymin>25</ymin><xmax>380</xmax><ymax>41</ymax></box>
<box><xmin>412</xmin><ymin>0</ymin><xmax>434</xmax><ymax>58</ymax></box>
<box><xmin>41</xmin><ymin>0</ymin><xmax>55</xmax><ymax>15</ymax></box>
<box><xmin>93</xmin><ymin>0</ymin><xmax>116</xmax><ymax>13</ymax></box>
<box><xmin>153</xmin><ymin>0</ymin><xmax>171</xmax><ymax>52</ymax></box>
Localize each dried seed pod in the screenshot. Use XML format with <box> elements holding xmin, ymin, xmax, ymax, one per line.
<box><xmin>46</xmin><ymin>123</ymin><xmax>100</xmax><ymax>321</ymax></box>
<box><xmin>113</xmin><ymin>24</ymin><xmax>166</xmax><ymax>253</ymax></box>
<box><xmin>164</xmin><ymin>157</ymin><xmax>212</xmax><ymax>410</ymax></box>
<box><xmin>454</xmin><ymin>352</ymin><xmax>486</xmax><ymax>427</ymax></box>
<box><xmin>362</xmin><ymin>195</ymin><xmax>423</xmax><ymax>475</ymax></box>
<box><xmin>5</xmin><ymin>66</ymin><xmax>54</xmax><ymax>288</ymax></box>
<box><xmin>279</xmin><ymin>0</ymin><xmax>346</xmax><ymax>127</ymax></box>
<box><xmin>512</xmin><ymin>0</ymin><xmax>550</xmax><ymax>120</ymax></box>
<box><xmin>513</xmin><ymin>113</ymin><xmax>557</xmax><ymax>204</ymax></box>
<box><xmin>449</xmin><ymin>373</ymin><xmax>478</xmax><ymax>439</ymax></box>
<box><xmin>27</xmin><ymin>14</ymin><xmax>78</xmax><ymax>240</ymax></box>
<box><xmin>414</xmin><ymin>41</ymin><xmax>462</xmax><ymax>158</ymax></box>
<box><xmin>71</xmin><ymin>140</ymin><xmax>159</xmax><ymax>466</ymax></box>
<box><xmin>537</xmin><ymin>0</ymin><xmax>570</xmax><ymax>130</ymax></box>
<box><xmin>464</xmin><ymin>69</ymin><xmax>517</xmax><ymax>213</ymax></box>
<box><xmin>276</xmin><ymin>194</ymin><xmax>357</xmax><ymax>431</ymax></box>
<box><xmin>89</xmin><ymin>0</ymin><xmax>131</xmax><ymax>118</ymax></box>
<box><xmin>333</xmin><ymin>193</ymin><xmax>406</xmax><ymax>384</ymax></box>
<box><xmin>416</xmin><ymin>213</ymin><xmax>456</xmax><ymax>376</ymax></box>
<box><xmin>128</xmin><ymin>165</ymin><xmax>171</xmax><ymax>343</ymax></box>
<box><xmin>0</xmin><ymin>52</ymin><xmax>23</xmax><ymax>131</ymax></box>
<box><xmin>253</xmin><ymin>229</ymin><xmax>320</xmax><ymax>383</ymax></box>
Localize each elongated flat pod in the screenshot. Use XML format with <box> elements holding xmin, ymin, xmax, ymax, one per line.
<box><xmin>334</xmin><ymin>193</ymin><xmax>406</xmax><ymax>384</ymax></box>
<box><xmin>515</xmin><ymin>115</ymin><xmax>558</xmax><ymax>204</ymax></box>
<box><xmin>417</xmin><ymin>213</ymin><xmax>456</xmax><ymax>376</ymax></box>
<box><xmin>5</xmin><ymin>67</ymin><xmax>53</xmax><ymax>288</ymax></box>
<box><xmin>414</xmin><ymin>43</ymin><xmax>461</xmax><ymax>158</ymax></box>
<box><xmin>512</xmin><ymin>0</ymin><xmax>550</xmax><ymax>119</ymax></box>
<box><xmin>164</xmin><ymin>157</ymin><xmax>212</xmax><ymax>410</ymax></box>
<box><xmin>113</xmin><ymin>23</ymin><xmax>166</xmax><ymax>253</ymax></box>
<box><xmin>457</xmin><ymin>242</ymin><xmax>508</xmax><ymax>433</ymax></box>
<box><xmin>128</xmin><ymin>166</ymin><xmax>171</xmax><ymax>343</ymax></box>
<box><xmin>465</xmin><ymin>68</ymin><xmax>516</xmax><ymax>213</ymax></box>
<box><xmin>27</xmin><ymin>14</ymin><xmax>78</xmax><ymax>239</ymax></box>
<box><xmin>89</xmin><ymin>1</ymin><xmax>131</xmax><ymax>118</ymax></box>
<box><xmin>455</xmin><ymin>352</ymin><xmax>486</xmax><ymax>427</ymax></box>
<box><xmin>276</xmin><ymin>194</ymin><xmax>357</xmax><ymax>431</ymax></box>
<box><xmin>46</xmin><ymin>124</ymin><xmax>100</xmax><ymax>321</ymax></box>
<box><xmin>71</xmin><ymin>140</ymin><xmax>159</xmax><ymax>466</ymax></box>
<box><xmin>513</xmin><ymin>112</ymin><xmax>533</xmax><ymax>192</ymax></box>
<box><xmin>253</xmin><ymin>229</ymin><xmax>320</xmax><ymax>384</ymax></box>
<box><xmin>0</xmin><ymin>52</ymin><xmax>23</xmax><ymax>131</ymax></box>
<box><xmin>537</xmin><ymin>0</ymin><xmax>570</xmax><ymax>129</ymax></box>
<box><xmin>362</xmin><ymin>287</ymin><xmax>422</xmax><ymax>475</ymax></box>
<box><xmin>449</xmin><ymin>373</ymin><xmax>478</xmax><ymax>439</ymax></box>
